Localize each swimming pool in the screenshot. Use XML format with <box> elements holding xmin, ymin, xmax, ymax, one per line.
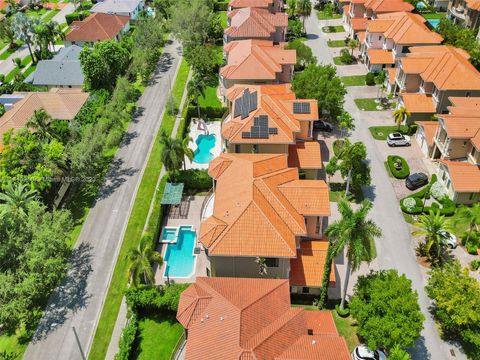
<box><xmin>427</xmin><ymin>19</ymin><xmax>440</xmax><ymax>28</ymax></box>
<box><xmin>160</xmin><ymin>227</ymin><xmax>177</xmax><ymax>242</ymax></box>
<box><xmin>416</xmin><ymin>1</ymin><xmax>427</xmax><ymax>8</ymax></box>
<box><xmin>193</xmin><ymin>134</ymin><xmax>216</xmax><ymax>164</ymax></box>
<box><xmin>163</xmin><ymin>226</ymin><xmax>197</xmax><ymax>278</ymax></box>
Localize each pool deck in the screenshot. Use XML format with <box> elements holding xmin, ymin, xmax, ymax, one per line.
<box><xmin>185</xmin><ymin>120</ymin><xmax>223</xmax><ymax>170</ymax></box>
<box><xmin>154</xmin><ymin>195</ymin><xmax>210</xmax><ymax>285</ymax></box>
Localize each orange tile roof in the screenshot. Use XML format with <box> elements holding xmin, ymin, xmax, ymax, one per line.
<box><xmin>387</xmin><ymin>67</ymin><xmax>397</xmax><ymax>84</ymax></box>
<box><xmin>439</xmin><ymin>114</ymin><xmax>480</xmax><ymax>139</ymax></box>
<box><xmin>0</xmin><ymin>89</ymin><xmax>89</xmax><ymax>138</ymax></box>
<box><xmin>289</xmin><ymin>240</ymin><xmax>335</xmax><ymax>287</ymax></box>
<box><xmin>226</xmin><ymin>7</ymin><xmax>287</xmax><ymax>39</ymax></box>
<box><xmin>401</xmin><ymin>46</ymin><xmax>480</xmax><ymax>90</ymax></box>
<box><xmin>351</xmin><ymin>17</ymin><xmax>367</xmax><ymax>31</ymax></box>
<box><xmin>448</xmin><ymin>97</ymin><xmax>480</xmax><ymax>113</ymax></box>
<box><xmin>369</xmin><ymin>12</ymin><xmax>443</xmax><ymax>45</ymax></box>
<box><xmin>200</xmin><ymin>153</ymin><xmax>330</xmax><ymax>257</ymax></box>
<box><xmin>66</xmin><ymin>13</ymin><xmax>129</xmax><ymax>42</ymax></box>
<box><xmin>416</xmin><ymin>121</ymin><xmax>438</xmax><ymax>146</ymax></box>
<box><xmin>221</xmin><ymin>40</ymin><xmax>296</xmax><ymax>80</ymax></box>
<box><xmin>441</xmin><ymin>161</ymin><xmax>480</xmax><ymax>192</ymax></box>
<box><xmin>177</xmin><ymin>277</ymin><xmax>351</xmax><ymax>360</ymax></box>
<box><xmin>466</xmin><ymin>0</ymin><xmax>480</xmax><ymax>11</ymax></box>
<box><xmin>288</xmin><ymin>141</ymin><xmax>322</xmax><ymax>169</ymax></box>
<box><xmin>229</xmin><ymin>0</ymin><xmax>272</xmax><ymax>8</ymax></box>
<box><xmin>400</xmin><ymin>93</ymin><xmax>436</xmax><ymax>113</ymax></box>
<box><xmin>223</xmin><ymin>84</ymin><xmax>318</xmax><ymax>145</ymax></box>
<box><xmin>364</xmin><ymin>0</ymin><xmax>414</xmax><ymax>13</ymax></box>
<box><xmin>357</xmin><ymin>31</ymin><xmax>366</xmax><ymax>43</ymax></box>
<box><xmin>367</xmin><ymin>48</ymin><xmax>394</xmax><ymax>64</ymax></box>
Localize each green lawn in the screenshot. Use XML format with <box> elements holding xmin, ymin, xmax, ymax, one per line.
<box><xmin>5</xmin><ymin>67</ymin><xmax>20</xmax><ymax>83</ymax></box>
<box><xmin>0</xmin><ymin>330</ymin><xmax>28</xmax><ymax>360</ymax></box>
<box><xmin>26</xmin><ymin>8</ymin><xmax>48</xmax><ymax>17</ymax></box>
<box><xmin>43</xmin><ymin>9</ymin><xmax>60</xmax><ymax>22</ymax></box>
<box><xmin>0</xmin><ymin>47</ymin><xmax>17</xmax><ymax>60</ymax></box>
<box><xmin>329</xmin><ymin>182</ymin><xmax>364</xmax><ymax>204</ymax></box>
<box><xmin>134</xmin><ymin>313</ymin><xmax>183</xmax><ymax>360</ymax></box>
<box><xmin>341</xmin><ymin>75</ymin><xmax>366</xmax><ymax>86</ymax></box>
<box><xmin>369</xmin><ymin>125</ymin><xmax>411</xmax><ymax>140</ymax></box>
<box><xmin>422</xmin><ymin>12</ymin><xmax>447</xmax><ymax>19</ymax></box>
<box><xmin>333</xmin><ymin>56</ymin><xmax>356</xmax><ymax>66</ymax></box>
<box><xmin>88</xmin><ymin>58</ymin><xmax>190</xmax><ymax>360</ymax></box>
<box><xmin>218</xmin><ymin>11</ymin><xmax>227</xmax><ymax>29</ymax></box>
<box><xmin>198</xmin><ymin>86</ymin><xmax>222</xmax><ymax>108</ymax></box>
<box><xmin>354</xmin><ymin>98</ymin><xmax>387</xmax><ymax>111</ymax></box>
<box><xmin>317</xmin><ymin>10</ymin><xmax>342</xmax><ymax>20</ymax></box>
<box><xmin>327</xmin><ymin>40</ymin><xmax>346</xmax><ymax>48</ymax></box>
<box><xmin>322</xmin><ymin>25</ymin><xmax>345</xmax><ymax>33</ymax></box>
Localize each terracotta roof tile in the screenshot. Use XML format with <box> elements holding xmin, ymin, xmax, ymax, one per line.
<box><xmin>387</xmin><ymin>67</ymin><xmax>397</xmax><ymax>84</ymax></box>
<box><xmin>200</xmin><ymin>153</ymin><xmax>330</xmax><ymax>257</ymax></box>
<box><xmin>279</xmin><ymin>180</ymin><xmax>330</xmax><ymax>216</ymax></box>
<box><xmin>364</xmin><ymin>0</ymin><xmax>414</xmax><ymax>13</ymax></box>
<box><xmin>466</xmin><ymin>0</ymin><xmax>480</xmax><ymax>11</ymax></box>
<box><xmin>229</xmin><ymin>0</ymin><xmax>272</xmax><ymax>8</ymax></box>
<box><xmin>357</xmin><ymin>31</ymin><xmax>366</xmax><ymax>43</ymax></box>
<box><xmin>66</xmin><ymin>13</ymin><xmax>129</xmax><ymax>42</ymax></box>
<box><xmin>400</xmin><ymin>93</ymin><xmax>436</xmax><ymax>113</ymax></box>
<box><xmin>441</xmin><ymin>161</ymin><xmax>480</xmax><ymax>192</ymax></box>
<box><xmin>439</xmin><ymin>114</ymin><xmax>480</xmax><ymax>139</ymax></box>
<box><xmin>226</xmin><ymin>7</ymin><xmax>287</xmax><ymax>39</ymax></box>
<box><xmin>416</xmin><ymin>121</ymin><xmax>438</xmax><ymax>146</ymax></box>
<box><xmin>177</xmin><ymin>277</ymin><xmax>350</xmax><ymax>360</ymax></box>
<box><xmin>351</xmin><ymin>17</ymin><xmax>367</xmax><ymax>31</ymax></box>
<box><xmin>288</xmin><ymin>141</ymin><xmax>322</xmax><ymax>169</ymax></box>
<box><xmin>289</xmin><ymin>240</ymin><xmax>335</xmax><ymax>287</ymax></box>
<box><xmin>367</xmin><ymin>49</ymin><xmax>394</xmax><ymax>64</ymax></box>
<box><xmin>221</xmin><ymin>40</ymin><xmax>295</xmax><ymax>80</ymax></box>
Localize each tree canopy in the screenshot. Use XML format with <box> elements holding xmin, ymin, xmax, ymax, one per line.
<box><xmin>286</xmin><ymin>39</ymin><xmax>317</xmax><ymax>70</ymax></box>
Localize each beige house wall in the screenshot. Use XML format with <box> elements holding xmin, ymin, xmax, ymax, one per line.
<box><xmin>435</xmin><ymin>90</ymin><xmax>480</xmax><ymax>113</ymax></box>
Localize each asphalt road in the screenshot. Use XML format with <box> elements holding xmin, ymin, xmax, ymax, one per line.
<box><xmin>304</xmin><ymin>15</ymin><xmax>466</xmax><ymax>360</ymax></box>
<box><xmin>23</xmin><ymin>40</ymin><xmax>183</xmax><ymax>360</ymax></box>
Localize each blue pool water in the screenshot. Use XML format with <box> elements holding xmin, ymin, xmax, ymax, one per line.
<box><xmin>427</xmin><ymin>19</ymin><xmax>440</xmax><ymax>28</ymax></box>
<box><xmin>416</xmin><ymin>1</ymin><xmax>427</xmax><ymax>8</ymax></box>
<box><xmin>163</xmin><ymin>226</ymin><xmax>196</xmax><ymax>278</ymax></box>
<box><xmin>193</xmin><ymin>134</ymin><xmax>216</xmax><ymax>164</ymax></box>
<box><xmin>161</xmin><ymin>228</ymin><xmax>177</xmax><ymax>242</ymax></box>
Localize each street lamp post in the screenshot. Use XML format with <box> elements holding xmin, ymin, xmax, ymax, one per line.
<box><xmin>72</xmin><ymin>326</ymin><xmax>86</xmax><ymax>360</ymax></box>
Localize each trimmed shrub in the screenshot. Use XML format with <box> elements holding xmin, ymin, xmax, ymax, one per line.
<box><xmin>400</xmin><ymin>174</ymin><xmax>442</xmax><ymax>214</ymax></box>
<box><xmin>387</xmin><ymin>155</ymin><xmax>410</xmax><ymax>179</ymax></box>
<box><xmin>365</xmin><ymin>72</ymin><xmax>376</xmax><ymax>86</ymax></box>
<box><xmin>339</xmin><ymin>48</ymin><xmax>354</xmax><ymax>64</ymax></box>
<box><xmin>470</xmin><ymin>259</ymin><xmax>480</xmax><ymax>271</ymax></box>
<box><xmin>125</xmin><ymin>284</ymin><xmax>190</xmax><ymax>314</ymax></box>
<box><xmin>403</xmin><ymin>197</ymin><xmax>416</xmax><ymax>212</ymax></box>
<box><xmin>214</xmin><ymin>0</ymin><xmax>228</xmax><ymax>11</ymax></box>
<box><xmin>186</xmin><ymin>105</ymin><xmax>227</xmax><ymax>120</ymax></box>
<box><xmin>430</xmin><ymin>181</ymin><xmax>446</xmax><ymax>201</ymax></box>
<box><xmin>335</xmin><ymin>304</ymin><xmax>350</xmax><ymax>317</ymax></box>
<box><xmin>332</xmin><ymin>139</ymin><xmax>345</xmax><ymax>156</ymax></box>
<box><xmin>114</xmin><ymin>314</ymin><xmax>138</xmax><ymax>360</ymax></box>
<box><xmin>176</xmin><ymin>169</ymin><xmax>212</xmax><ymax>193</ymax></box>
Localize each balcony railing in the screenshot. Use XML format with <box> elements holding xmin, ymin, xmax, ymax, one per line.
<box><xmin>449</xmin><ymin>7</ymin><xmax>466</xmax><ymax>21</ymax></box>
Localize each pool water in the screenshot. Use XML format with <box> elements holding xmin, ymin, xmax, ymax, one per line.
<box><xmin>161</xmin><ymin>228</ymin><xmax>177</xmax><ymax>242</ymax></box>
<box><xmin>427</xmin><ymin>19</ymin><xmax>440</xmax><ymax>28</ymax></box>
<box><xmin>193</xmin><ymin>134</ymin><xmax>216</xmax><ymax>164</ymax></box>
<box><xmin>416</xmin><ymin>1</ymin><xmax>427</xmax><ymax>8</ymax></box>
<box><xmin>163</xmin><ymin>226</ymin><xmax>196</xmax><ymax>278</ymax></box>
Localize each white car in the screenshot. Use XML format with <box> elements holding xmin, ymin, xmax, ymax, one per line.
<box><xmin>387</xmin><ymin>133</ymin><xmax>411</xmax><ymax>147</ymax></box>
<box><xmin>352</xmin><ymin>345</ymin><xmax>387</xmax><ymax>360</ymax></box>
<box><xmin>440</xmin><ymin>230</ymin><xmax>458</xmax><ymax>249</ymax></box>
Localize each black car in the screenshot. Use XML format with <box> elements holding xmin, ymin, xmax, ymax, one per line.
<box><xmin>313</xmin><ymin>120</ymin><xmax>333</xmax><ymax>132</ymax></box>
<box><xmin>405</xmin><ymin>172</ymin><xmax>428</xmax><ymax>190</ymax></box>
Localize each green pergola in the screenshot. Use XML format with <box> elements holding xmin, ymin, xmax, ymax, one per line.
<box><xmin>161</xmin><ymin>182</ymin><xmax>184</xmax><ymax>205</ymax></box>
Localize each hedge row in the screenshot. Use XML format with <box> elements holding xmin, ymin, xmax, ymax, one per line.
<box><xmin>125</xmin><ymin>284</ymin><xmax>190</xmax><ymax>314</ymax></box>
<box><xmin>186</xmin><ymin>105</ymin><xmax>227</xmax><ymax>120</ymax></box>
<box><xmin>114</xmin><ymin>314</ymin><xmax>138</xmax><ymax>360</ymax></box>
<box><xmin>176</xmin><ymin>169</ymin><xmax>212</xmax><ymax>194</ymax></box>
<box><xmin>387</xmin><ymin>155</ymin><xmax>410</xmax><ymax>179</ymax></box>
<box><xmin>144</xmin><ymin>174</ymin><xmax>169</xmax><ymax>243</ymax></box>
<box><xmin>214</xmin><ymin>0</ymin><xmax>229</xmax><ymax>11</ymax></box>
<box><xmin>65</xmin><ymin>10</ymin><xmax>91</xmax><ymax>25</ymax></box>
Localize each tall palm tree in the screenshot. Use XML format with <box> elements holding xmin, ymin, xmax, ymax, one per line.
<box><xmin>453</xmin><ymin>204</ymin><xmax>480</xmax><ymax>243</ymax></box>
<box><xmin>347</xmin><ymin>39</ymin><xmax>358</xmax><ymax>56</ymax></box>
<box><xmin>412</xmin><ymin>211</ymin><xmax>452</xmax><ymax>265</ymax></box>
<box><xmin>317</xmin><ymin>237</ymin><xmax>337</xmax><ymax>308</ymax></box>
<box><xmin>393</xmin><ymin>106</ymin><xmax>410</xmax><ymax>130</ymax></box>
<box><xmin>182</xmin><ymin>136</ymin><xmax>194</xmax><ymax>170</ymax></box>
<box><xmin>337</xmin><ymin>111</ymin><xmax>354</xmax><ymax>137</ymax></box>
<box><xmin>337</xmin><ymin>139</ymin><xmax>366</xmax><ymax>196</ymax></box>
<box><xmin>128</xmin><ymin>235</ymin><xmax>163</xmax><ymax>287</ymax></box>
<box><xmin>325</xmin><ymin>199</ymin><xmax>381</xmax><ymax>310</ymax></box>
<box><xmin>296</xmin><ymin>0</ymin><xmax>312</xmax><ymax>32</ymax></box>
<box><xmin>26</xmin><ymin>109</ymin><xmax>53</xmax><ymax>139</ymax></box>
<box><xmin>0</xmin><ymin>182</ymin><xmax>37</xmax><ymax>219</ymax></box>
<box><xmin>160</xmin><ymin>130</ymin><xmax>184</xmax><ymax>180</ymax></box>
<box><xmin>187</xmin><ymin>74</ymin><xmax>206</xmax><ymax>120</ymax></box>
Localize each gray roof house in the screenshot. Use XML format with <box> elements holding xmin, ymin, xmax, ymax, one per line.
<box><xmin>90</xmin><ymin>0</ymin><xmax>145</xmax><ymax>20</ymax></box>
<box><xmin>25</xmin><ymin>46</ymin><xmax>84</xmax><ymax>89</ymax></box>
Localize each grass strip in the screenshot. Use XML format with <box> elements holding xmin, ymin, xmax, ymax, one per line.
<box><xmin>322</xmin><ymin>25</ymin><xmax>345</xmax><ymax>33</ymax></box>
<box><xmin>87</xmin><ymin>58</ymin><xmax>190</xmax><ymax>360</ymax></box>
<box><xmin>368</xmin><ymin>125</ymin><xmax>411</xmax><ymax>140</ymax></box>
<box><xmin>317</xmin><ymin>10</ymin><xmax>342</xmax><ymax>20</ymax></box>
<box><xmin>333</xmin><ymin>56</ymin><xmax>356</xmax><ymax>65</ymax></box>
<box><xmin>327</xmin><ymin>40</ymin><xmax>347</xmax><ymax>47</ymax></box>
<box><xmin>0</xmin><ymin>47</ymin><xmax>17</xmax><ymax>60</ymax></box>
<box><xmin>341</xmin><ymin>75</ymin><xmax>366</xmax><ymax>86</ymax></box>
<box><xmin>43</xmin><ymin>9</ymin><xmax>60</xmax><ymax>22</ymax></box>
<box><xmin>354</xmin><ymin>98</ymin><xmax>385</xmax><ymax>111</ymax></box>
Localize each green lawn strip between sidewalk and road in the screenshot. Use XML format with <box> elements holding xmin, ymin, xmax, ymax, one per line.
<box><xmin>341</xmin><ymin>75</ymin><xmax>366</xmax><ymax>86</ymax></box>
<box><xmin>88</xmin><ymin>58</ymin><xmax>190</xmax><ymax>360</ymax></box>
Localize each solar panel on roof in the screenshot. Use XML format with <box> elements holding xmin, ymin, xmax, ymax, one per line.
<box><xmin>293</xmin><ymin>102</ymin><xmax>311</xmax><ymax>114</ymax></box>
<box><xmin>241</xmin><ymin>132</ymin><xmax>251</xmax><ymax>138</ymax></box>
<box><xmin>250</xmin><ymin>91</ymin><xmax>257</xmax><ymax>112</ymax></box>
<box><xmin>301</xmin><ymin>103</ymin><xmax>311</xmax><ymax>113</ymax></box>
<box><xmin>268</xmin><ymin>128</ymin><xmax>278</xmax><ymax>134</ymax></box>
<box><xmin>293</xmin><ymin>102</ymin><xmax>302</xmax><ymax>114</ymax></box>
<box><xmin>234</xmin><ymin>98</ymin><xmax>242</xmax><ymax>118</ymax></box>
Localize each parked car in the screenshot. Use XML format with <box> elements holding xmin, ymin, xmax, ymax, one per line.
<box><xmin>387</xmin><ymin>132</ymin><xmax>411</xmax><ymax>147</ymax></box>
<box><xmin>405</xmin><ymin>172</ymin><xmax>428</xmax><ymax>190</ymax></box>
<box><xmin>440</xmin><ymin>230</ymin><xmax>458</xmax><ymax>249</ymax></box>
<box><xmin>352</xmin><ymin>345</ymin><xmax>386</xmax><ymax>360</ymax></box>
<box><xmin>313</xmin><ymin>120</ymin><xmax>333</xmax><ymax>132</ymax></box>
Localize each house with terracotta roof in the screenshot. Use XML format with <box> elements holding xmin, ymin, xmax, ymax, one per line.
<box><xmin>415</xmin><ymin>97</ymin><xmax>480</xmax><ymax>203</ymax></box>
<box><xmin>90</xmin><ymin>0</ymin><xmax>145</xmax><ymax>20</ymax></box>
<box><xmin>228</xmin><ymin>0</ymin><xmax>283</xmax><ymax>12</ymax></box>
<box><xmin>177</xmin><ymin>277</ymin><xmax>350</xmax><ymax>360</ymax></box>
<box><xmin>224</xmin><ymin>7</ymin><xmax>288</xmax><ymax>43</ymax></box>
<box><xmin>345</xmin><ymin>0</ymin><xmax>414</xmax><ymax>37</ymax></box>
<box><xmin>65</xmin><ymin>13</ymin><xmax>130</xmax><ymax>47</ymax></box>
<box><xmin>222</xmin><ymin>84</ymin><xmax>322</xmax><ymax>179</ymax></box>
<box><xmin>448</xmin><ymin>0</ymin><xmax>480</xmax><ymax>33</ymax></box>
<box><xmin>0</xmin><ymin>88</ymin><xmax>89</xmax><ymax>140</ymax></box>
<box><xmin>199</xmin><ymin>153</ymin><xmax>334</xmax><ymax>295</ymax></box>
<box><xmin>360</xmin><ymin>12</ymin><xmax>443</xmax><ymax>72</ymax></box>
<box><xmin>220</xmin><ymin>40</ymin><xmax>296</xmax><ymax>99</ymax></box>
<box><xmin>393</xmin><ymin>46</ymin><xmax>480</xmax><ymax>123</ymax></box>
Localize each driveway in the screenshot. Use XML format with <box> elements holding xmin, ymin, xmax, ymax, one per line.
<box><xmin>23</xmin><ymin>40</ymin><xmax>183</xmax><ymax>360</ymax></box>
<box><xmin>305</xmin><ymin>13</ymin><xmax>466</xmax><ymax>360</ymax></box>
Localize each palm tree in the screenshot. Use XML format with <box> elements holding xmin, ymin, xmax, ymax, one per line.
<box><xmin>412</xmin><ymin>211</ymin><xmax>452</xmax><ymax>265</ymax></box>
<box><xmin>296</xmin><ymin>0</ymin><xmax>312</xmax><ymax>32</ymax></box>
<box><xmin>187</xmin><ymin>74</ymin><xmax>206</xmax><ymax>120</ymax></box>
<box><xmin>128</xmin><ymin>235</ymin><xmax>163</xmax><ymax>287</ymax></box>
<box><xmin>26</xmin><ymin>109</ymin><xmax>53</xmax><ymax>139</ymax></box>
<box><xmin>453</xmin><ymin>204</ymin><xmax>480</xmax><ymax>243</ymax></box>
<box><xmin>347</xmin><ymin>39</ymin><xmax>359</xmax><ymax>56</ymax></box>
<box><xmin>336</xmin><ymin>139</ymin><xmax>366</xmax><ymax>196</ymax></box>
<box><xmin>317</xmin><ymin>237</ymin><xmax>337</xmax><ymax>308</ymax></box>
<box><xmin>255</xmin><ymin>257</ymin><xmax>268</xmax><ymax>276</ymax></box>
<box><xmin>182</xmin><ymin>136</ymin><xmax>194</xmax><ymax>170</ymax></box>
<box><xmin>0</xmin><ymin>182</ymin><xmax>37</xmax><ymax>219</ymax></box>
<box><xmin>393</xmin><ymin>106</ymin><xmax>410</xmax><ymax>130</ymax></box>
<box><xmin>325</xmin><ymin>199</ymin><xmax>381</xmax><ymax>310</ymax></box>
<box><xmin>160</xmin><ymin>130</ymin><xmax>184</xmax><ymax>180</ymax></box>
<box><xmin>337</xmin><ymin>111</ymin><xmax>354</xmax><ymax>137</ymax></box>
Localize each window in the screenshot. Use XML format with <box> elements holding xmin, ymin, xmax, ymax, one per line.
<box><xmin>307</xmin><ymin>329</ymin><xmax>314</xmax><ymax>335</ymax></box>
<box><xmin>265</xmin><ymin>258</ymin><xmax>279</xmax><ymax>267</ymax></box>
<box><xmin>302</xmin><ymin>287</ymin><xmax>310</xmax><ymax>294</ymax></box>
<box><xmin>466</xmin><ymin>91</ymin><xmax>471</xmax><ymax>97</ymax></box>
<box><xmin>378</xmin><ymin>36</ymin><xmax>381</xmax><ymax>40</ymax></box>
<box><xmin>463</xmin><ymin>141</ymin><xmax>468</xmax><ymax>147</ymax></box>
<box><xmin>471</xmin><ymin>146</ymin><xmax>477</xmax><ymax>157</ymax></box>
<box><xmin>402</xmin><ymin>46</ymin><xmax>410</xmax><ymax>54</ymax></box>
<box><xmin>469</xmin><ymin>193</ymin><xmax>475</xmax><ymax>201</ymax></box>
<box><xmin>252</xmin><ymin>144</ymin><xmax>258</xmax><ymax>153</ymax></box>
<box><xmin>235</xmin><ymin>144</ymin><xmax>240</xmax><ymax>153</ymax></box>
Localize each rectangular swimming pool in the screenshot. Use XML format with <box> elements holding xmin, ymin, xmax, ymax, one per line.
<box><xmin>163</xmin><ymin>226</ymin><xmax>197</xmax><ymax>278</ymax></box>
<box><xmin>160</xmin><ymin>227</ymin><xmax>177</xmax><ymax>242</ymax></box>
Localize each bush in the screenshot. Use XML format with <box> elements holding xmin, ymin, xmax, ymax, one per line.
<box><xmin>400</xmin><ymin>174</ymin><xmax>444</xmax><ymax>214</ymax></box>
<box><xmin>186</xmin><ymin>105</ymin><xmax>227</xmax><ymax>120</ymax></box>
<box><xmin>114</xmin><ymin>314</ymin><xmax>138</xmax><ymax>360</ymax></box>
<box><xmin>470</xmin><ymin>259</ymin><xmax>480</xmax><ymax>271</ymax></box>
<box><xmin>125</xmin><ymin>284</ymin><xmax>190</xmax><ymax>314</ymax></box>
<box><xmin>65</xmin><ymin>12</ymin><xmax>81</xmax><ymax>24</ymax></box>
<box><xmin>403</xmin><ymin>197</ymin><xmax>416</xmax><ymax>212</ymax></box>
<box><xmin>430</xmin><ymin>181</ymin><xmax>446</xmax><ymax>201</ymax></box>
<box><xmin>176</xmin><ymin>169</ymin><xmax>212</xmax><ymax>194</ymax></box>
<box><xmin>387</xmin><ymin>155</ymin><xmax>410</xmax><ymax>179</ymax></box>
<box><xmin>335</xmin><ymin>304</ymin><xmax>350</xmax><ymax>317</ymax></box>
<box><xmin>332</xmin><ymin>139</ymin><xmax>345</xmax><ymax>156</ymax></box>
<box><xmin>339</xmin><ymin>48</ymin><xmax>354</xmax><ymax>64</ymax></box>
<box><xmin>288</xmin><ymin>18</ymin><xmax>304</xmax><ymax>38</ymax></box>
<box><xmin>466</xmin><ymin>235</ymin><xmax>480</xmax><ymax>255</ymax></box>
<box><xmin>214</xmin><ymin>0</ymin><xmax>228</xmax><ymax>11</ymax></box>
<box><xmin>365</xmin><ymin>72</ymin><xmax>376</xmax><ymax>86</ymax></box>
